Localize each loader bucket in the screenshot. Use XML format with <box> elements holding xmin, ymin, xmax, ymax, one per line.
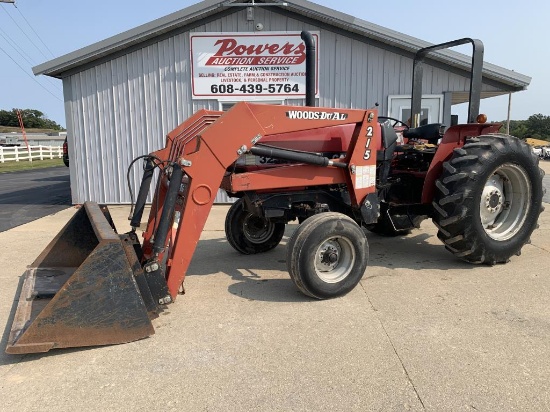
<box><xmin>6</xmin><ymin>202</ymin><xmax>154</xmax><ymax>354</ymax></box>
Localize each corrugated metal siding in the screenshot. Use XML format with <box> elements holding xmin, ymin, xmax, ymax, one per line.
<box><xmin>66</xmin><ymin>32</ymin><xmax>219</xmax><ymax>204</ymax></box>
<box><xmin>64</xmin><ymin>6</ymin><xmax>498</xmax><ymax>204</ymax></box>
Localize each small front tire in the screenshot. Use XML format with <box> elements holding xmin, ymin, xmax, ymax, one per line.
<box><xmin>287</xmin><ymin>212</ymin><xmax>369</xmax><ymax>299</ymax></box>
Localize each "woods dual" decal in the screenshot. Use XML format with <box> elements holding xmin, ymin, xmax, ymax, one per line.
<box><xmin>286</xmin><ymin>110</ymin><xmax>348</xmax><ymax>121</ymax></box>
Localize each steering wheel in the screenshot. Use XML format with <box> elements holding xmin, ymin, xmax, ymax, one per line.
<box><xmin>378</xmin><ymin>116</ymin><xmax>409</xmax><ymax>130</ymax></box>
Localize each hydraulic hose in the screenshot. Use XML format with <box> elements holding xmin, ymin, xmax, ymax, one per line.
<box><xmin>250</xmin><ymin>145</ymin><xmax>347</xmax><ymax>168</ymax></box>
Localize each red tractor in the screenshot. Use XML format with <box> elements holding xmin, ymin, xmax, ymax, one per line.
<box><xmin>6</xmin><ymin>34</ymin><xmax>544</xmax><ymax>354</ymax></box>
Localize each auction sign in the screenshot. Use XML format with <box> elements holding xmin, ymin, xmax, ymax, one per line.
<box><xmin>190</xmin><ymin>32</ymin><xmax>319</xmax><ymax>100</ymax></box>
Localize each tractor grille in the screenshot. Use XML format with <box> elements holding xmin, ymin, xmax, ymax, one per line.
<box><xmin>168</xmin><ymin>112</ymin><xmax>222</xmax><ymax>162</ymax></box>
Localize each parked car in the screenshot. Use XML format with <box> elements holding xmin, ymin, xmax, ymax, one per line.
<box><xmin>532</xmin><ymin>146</ymin><xmax>543</xmax><ymax>157</ymax></box>
<box><xmin>62</xmin><ymin>137</ymin><xmax>69</xmax><ymax>167</ymax></box>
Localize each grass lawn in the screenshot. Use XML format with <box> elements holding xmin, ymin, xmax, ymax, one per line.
<box><xmin>0</xmin><ymin>158</ymin><xmax>66</xmax><ymax>173</ymax></box>
<box><xmin>0</xmin><ymin>126</ymin><xmax>62</xmax><ymax>134</ymax></box>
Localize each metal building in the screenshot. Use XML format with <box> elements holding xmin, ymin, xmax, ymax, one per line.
<box><xmin>34</xmin><ymin>0</ymin><xmax>530</xmax><ymax>204</ymax></box>
<box><xmin>0</xmin><ymin>132</ymin><xmax>66</xmax><ymax>147</ymax></box>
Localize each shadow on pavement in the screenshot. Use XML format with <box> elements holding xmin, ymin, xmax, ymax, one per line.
<box><xmin>1</xmin><ymin>275</ymin><xmax>27</xmax><ymax>366</ymax></box>
<box><xmin>366</xmin><ymin>231</ymin><xmax>476</xmax><ymax>272</ymax></box>
<box><xmin>185</xmin><ymin>226</ymin><xmax>477</xmax><ymax>304</ymax></box>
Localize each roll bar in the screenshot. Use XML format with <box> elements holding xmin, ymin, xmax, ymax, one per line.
<box><xmin>411</xmin><ymin>38</ymin><xmax>484</xmax><ymax>127</ymax></box>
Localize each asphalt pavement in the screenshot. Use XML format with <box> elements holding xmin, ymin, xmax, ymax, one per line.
<box><xmin>0</xmin><ymin>167</ymin><xmax>71</xmax><ymax>232</ymax></box>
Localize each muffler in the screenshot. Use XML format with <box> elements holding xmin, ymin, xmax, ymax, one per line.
<box><xmin>6</xmin><ymin>202</ymin><xmax>157</xmax><ymax>354</ymax></box>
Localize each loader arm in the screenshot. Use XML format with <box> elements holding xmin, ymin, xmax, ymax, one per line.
<box><xmin>142</xmin><ymin>102</ymin><xmax>379</xmax><ymax>299</ymax></box>
<box><xmin>5</xmin><ymin>102</ymin><xmax>379</xmax><ymax>354</ymax></box>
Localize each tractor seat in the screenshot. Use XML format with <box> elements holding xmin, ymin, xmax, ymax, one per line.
<box><xmin>377</xmin><ymin>123</ymin><xmax>399</xmax><ymax>161</ymax></box>
<box><xmin>403</xmin><ymin>123</ymin><xmax>444</xmax><ymax>144</ymax></box>
<box><xmin>376</xmin><ymin>123</ymin><xmax>399</xmax><ymax>185</ymax></box>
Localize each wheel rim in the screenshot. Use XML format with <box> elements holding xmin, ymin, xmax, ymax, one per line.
<box><xmin>479</xmin><ymin>163</ymin><xmax>531</xmax><ymax>241</ymax></box>
<box><xmin>243</xmin><ymin>214</ymin><xmax>276</xmax><ymax>244</ymax></box>
<box><xmin>314</xmin><ymin>237</ymin><xmax>356</xmax><ymax>283</ymax></box>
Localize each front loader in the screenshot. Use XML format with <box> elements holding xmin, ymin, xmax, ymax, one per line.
<box><xmin>6</xmin><ymin>33</ymin><xmax>544</xmax><ymax>354</ymax></box>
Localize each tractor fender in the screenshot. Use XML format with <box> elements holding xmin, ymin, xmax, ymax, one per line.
<box><xmin>421</xmin><ymin>123</ymin><xmax>501</xmax><ymax>204</ymax></box>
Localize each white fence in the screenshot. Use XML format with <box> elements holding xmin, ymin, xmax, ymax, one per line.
<box><xmin>0</xmin><ymin>145</ymin><xmax>63</xmax><ymax>163</ymax></box>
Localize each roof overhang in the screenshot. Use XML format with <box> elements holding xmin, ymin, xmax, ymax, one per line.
<box><xmin>33</xmin><ymin>0</ymin><xmax>530</xmax><ymax>93</ymax></box>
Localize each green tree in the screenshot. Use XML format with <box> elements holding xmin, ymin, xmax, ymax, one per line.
<box><xmin>498</xmin><ymin>116</ymin><xmax>550</xmax><ymax>141</ymax></box>
<box><xmin>499</xmin><ymin>120</ymin><xmax>525</xmax><ymax>138</ymax></box>
<box><xmin>525</xmin><ymin>114</ymin><xmax>550</xmax><ymax>141</ymax></box>
<box><xmin>0</xmin><ymin>108</ymin><xmax>64</xmax><ymax>130</ymax></box>
<box><xmin>0</xmin><ymin>109</ymin><xmax>19</xmax><ymax>127</ymax></box>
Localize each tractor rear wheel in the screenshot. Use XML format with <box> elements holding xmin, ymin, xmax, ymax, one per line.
<box><xmin>225</xmin><ymin>198</ymin><xmax>285</xmax><ymax>254</ymax></box>
<box><xmin>432</xmin><ymin>135</ymin><xmax>545</xmax><ymax>264</ymax></box>
<box><xmin>287</xmin><ymin>212</ymin><xmax>369</xmax><ymax>299</ymax></box>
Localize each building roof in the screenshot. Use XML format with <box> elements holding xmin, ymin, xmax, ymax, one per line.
<box><xmin>33</xmin><ymin>0</ymin><xmax>530</xmax><ymax>93</ymax></box>
<box><xmin>0</xmin><ymin>132</ymin><xmax>66</xmax><ymax>140</ymax></box>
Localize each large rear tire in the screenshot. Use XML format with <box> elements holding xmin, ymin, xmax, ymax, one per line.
<box><xmin>225</xmin><ymin>198</ymin><xmax>285</xmax><ymax>254</ymax></box>
<box><xmin>287</xmin><ymin>212</ymin><xmax>369</xmax><ymax>299</ymax></box>
<box><xmin>432</xmin><ymin>135</ymin><xmax>545</xmax><ymax>264</ymax></box>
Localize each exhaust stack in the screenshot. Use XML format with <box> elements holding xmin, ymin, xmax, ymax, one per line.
<box><xmin>301</xmin><ymin>31</ymin><xmax>316</xmax><ymax>107</ymax></box>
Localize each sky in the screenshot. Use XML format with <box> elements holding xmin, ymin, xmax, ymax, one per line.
<box><xmin>0</xmin><ymin>0</ymin><xmax>547</xmax><ymax>128</ymax></box>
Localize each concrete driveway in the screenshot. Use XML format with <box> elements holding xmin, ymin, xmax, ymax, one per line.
<box><xmin>1</xmin><ymin>162</ymin><xmax>549</xmax><ymax>411</ymax></box>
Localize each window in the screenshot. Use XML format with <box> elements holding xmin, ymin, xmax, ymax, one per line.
<box><xmin>387</xmin><ymin>95</ymin><xmax>444</xmax><ymax>124</ymax></box>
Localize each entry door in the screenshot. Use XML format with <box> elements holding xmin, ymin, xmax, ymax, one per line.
<box><xmin>388</xmin><ymin>95</ymin><xmax>443</xmax><ymax>125</ymax></box>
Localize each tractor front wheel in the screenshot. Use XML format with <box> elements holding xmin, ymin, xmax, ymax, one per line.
<box><xmin>225</xmin><ymin>198</ymin><xmax>285</xmax><ymax>254</ymax></box>
<box><xmin>432</xmin><ymin>135</ymin><xmax>545</xmax><ymax>264</ymax></box>
<box><xmin>287</xmin><ymin>212</ymin><xmax>369</xmax><ymax>299</ymax></box>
